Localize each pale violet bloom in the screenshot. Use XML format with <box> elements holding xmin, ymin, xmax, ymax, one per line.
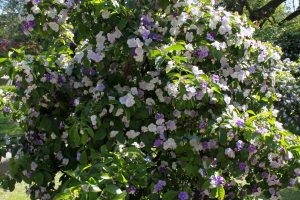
<box><xmin>119</xmin><ymin>93</ymin><xmax>135</xmax><ymax>107</ymax></box>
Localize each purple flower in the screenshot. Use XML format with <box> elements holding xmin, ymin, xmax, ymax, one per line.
<box><xmin>90</xmin><ymin>67</ymin><xmax>97</xmax><ymax>76</ymax></box>
<box><xmin>201</xmin><ymin>141</ymin><xmax>209</xmax><ymax>150</ymax></box>
<box><xmin>149</xmin><ymin>33</ymin><xmax>162</xmax><ymax>41</ymax></box>
<box><xmin>96</xmin><ymin>83</ymin><xmax>105</xmax><ymax>91</ymax></box>
<box><xmin>142</xmin><ymin>31</ymin><xmax>150</xmax><ymax>40</ymax></box>
<box><xmin>239</xmin><ymin>162</ymin><xmax>247</xmax><ymax>171</ymax></box>
<box><xmin>166</xmin><ymin>120</ymin><xmax>176</xmax><ymax>130</ymax></box>
<box><xmin>211</xmin><ymin>75</ymin><xmax>219</xmax><ymax>83</ymax></box>
<box><xmin>178</xmin><ymin>192</ymin><xmax>189</xmax><ymax>200</ymax></box>
<box><xmin>194</xmin><ymin>49</ymin><xmax>208</xmax><ymax>60</ymax></box>
<box><xmin>269</xmin><ymin>188</ymin><xmax>276</xmax><ymax>195</ymax></box>
<box><xmin>207</xmin><ymin>32</ymin><xmax>216</xmax><ymax>41</ymax></box>
<box><xmin>235</xmin><ymin>118</ymin><xmax>244</xmax><ymax>127</ymax></box>
<box><xmin>59</xmin><ymin>122</ymin><xmax>64</xmax><ymax>129</ymax></box>
<box><xmin>211</xmin><ymin>158</ymin><xmax>217</xmax><ymax>168</ymax></box>
<box><xmin>45</xmin><ymin>73</ymin><xmax>53</xmax><ymax>82</ymax></box>
<box><xmin>210</xmin><ymin>173</ymin><xmax>224</xmax><ymax>188</ymax></box>
<box><xmin>76</xmin><ymin>152</ymin><xmax>81</xmax><ymax>161</ymax></box>
<box><xmin>57</xmin><ymin>74</ymin><xmax>64</xmax><ymax>84</ymax></box>
<box><xmin>248</xmin><ymin>144</ymin><xmax>257</xmax><ymax>153</ymax></box>
<box><xmin>202</xmin><ymin>81</ymin><xmax>208</xmax><ymax>90</ymax></box>
<box><xmin>15</xmin><ymin>80</ymin><xmax>22</xmax><ymax>89</ymax></box>
<box><xmin>155</xmin><ymin>113</ymin><xmax>164</xmax><ymax>120</ymax></box>
<box><xmin>32</xmin><ymin>0</ymin><xmax>41</xmax><ymax>4</ymax></box>
<box><xmin>249</xmin><ymin>66</ymin><xmax>256</xmax><ymax>73</ymax></box>
<box><xmin>236</xmin><ymin>140</ymin><xmax>244</xmax><ymax>151</ymax></box>
<box><xmin>196</xmin><ymin>91</ymin><xmax>204</xmax><ymax>100</ymax></box>
<box><xmin>199</xmin><ymin>121</ymin><xmax>207</xmax><ymax>129</ymax></box>
<box><xmin>128</xmin><ymin>185</ymin><xmax>137</xmax><ymax>194</ymax></box>
<box><xmin>22</xmin><ymin>20</ymin><xmax>35</xmax><ymax>34</ymax></box>
<box><xmin>153</xmin><ymin>180</ymin><xmax>166</xmax><ymax>193</ymax></box>
<box><xmin>141</xmin><ymin>15</ymin><xmax>153</xmax><ymax>27</ymax></box>
<box><xmin>154</xmin><ymin>139</ymin><xmax>163</xmax><ymax>147</ymax></box>
<box><xmin>262</xmin><ymin>172</ymin><xmax>269</xmax><ymax>179</ymax></box>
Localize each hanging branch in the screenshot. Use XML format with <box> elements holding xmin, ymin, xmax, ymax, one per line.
<box><xmin>280</xmin><ymin>7</ymin><xmax>300</xmax><ymax>23</ymax></box>
<box><xmin>250</xmin><ymin>0</ymin><xmax>286</xmax><ymax>22</ymax></box>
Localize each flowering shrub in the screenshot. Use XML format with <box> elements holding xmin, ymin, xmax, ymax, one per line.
<box><xmin>276</xmin><ymin>60</ymin><xmax>300</xmax><ymax>133</ymax></box>
<box><xmin>0</xmin><ymin>0</ymin><xmax>300</xmax><ymax>199</ymax></box>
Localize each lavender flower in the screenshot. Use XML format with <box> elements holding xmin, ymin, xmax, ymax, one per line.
<box><xmin>154</xmin><ymin>139</ymin><xmax>163</xmax><ymax>147</ymax></box>
<box><xmin>236</xmin><ymin>140</ymin><xmax>244</xmax><ymax>151</ymax></box>
<box><xmin>194</xmin><ymin>49</ymin><xmax>208</xmax><ymax>60</ymax></box>
<box><xmin>153</xmin><ymin>180</ymin><xmax>166</xmax><ymax>193</ymax></box>
<box><xmin>128</xmin><ymin>185</ymin><xmax>137</xmax><ymax>194</ymax></box>
<box><xmin>210</xmin><ymin>173</ymin><xmax>224</xmax><ymax>188</ymax></box>
<box><xmin>248</xmin><ymin>144</ymin><xmax>257</xmax><ymax>153</ymax></box>
<box><xmin>235</xmin><ymin>118</ymin><xmax>244</xmax><ymax>127</ymax></box>
<box><xmin>239</xmin><ymin>162</ymin><xmax>247</xmax><ymax>171</ymax></box>
<box><xmin>178</xmin><ymin>192</ymin><xmax>189</xmax><ymax>200</ymax></box>
<box><xmin>207</xmin><ymin>32</ymin><xmax>216</xmax><ymax>41</ymax></box>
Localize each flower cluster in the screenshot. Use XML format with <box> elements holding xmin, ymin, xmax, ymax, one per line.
<box><xmin>0</xmin><ymin>0</ymin><xmax>300</xmax><ymax>200</ymax></box>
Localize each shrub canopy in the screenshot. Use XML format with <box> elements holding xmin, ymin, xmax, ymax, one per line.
<box><xmin>0</xmin><ymin>0</ymin><xmax>300</xmax><ymax>200</ymax></box>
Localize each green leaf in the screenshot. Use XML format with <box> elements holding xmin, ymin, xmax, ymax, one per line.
<box><xmin>0</xmin><ymin>58</ymin><xmax>8</xmax><ymax>63</ymax></box>
<box><xmin>118</xmin><ymin>18</ymin><xmax>127</xmax><ymax>30</ymax></box>
<box><xmin>216</xmin><ymin>186</ymin><xmax>225</xmax><ymax>200</ymax></box>
<box><xmin>94</xmin><ymin>129</ymin><xmax>107</xmax><ymax>141</ymax></box>
<box><xmin>80</xmin><ymin>151</ymin><xmax>88</xmax><ymax>165</ymax></box>
<box><xmin>163</xmin><ymin>44</ymin><xmax>185</xmax><ymax>53</ymax></box>
<box><xmin>155</xmin><ymin>56</ymin><xmax>165</xmax><ymax>68</ymax></box>
<box><xmin>279</xmin><ymin>188</ymin><xmax>300</xmax><ymax>200</ymax></box>
<box><xmin>86</xmin><ymin>127</ymin><xmax>94</xmax><ymax>138</ymax></box>
<box><xmin>105</xmin><ymin>184</ymin><xmax>122</xmax><ymax>195</ymax></box>
<box><xmin>162</xmin><ymin>190</ymin><xmax>178</xmax><ymax>200</ymax></box>
<box><xmin>69</xmin><ymin>125</ymin><xmax>81</xmax><ymax>146</ymax></box>
<box><xmin>53</xmin><ymin>192</ymin><xmax>72</xmax><ymax>200</ymax></box>
<box><xmin>33</xmin><ymin>172</ymin><xmax>44</xmax><ymax>186</ymax></box>
<box><xmin>112</xmin><ymin>192</ymin><xmax>127</xmax><ymax>200</ymax></box>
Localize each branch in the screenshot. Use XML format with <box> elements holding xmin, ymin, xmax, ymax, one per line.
<box><xmin>250</xmin><ymin>0</ymin><xmax>286</xmax><ymax>22</ymax></box>
<box><xmin>281</xmin><ymin>8</ymin><xmax>300</xmax><ymax>23</ymax></box>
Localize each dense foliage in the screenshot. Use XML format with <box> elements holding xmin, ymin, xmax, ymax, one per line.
<box><xmin>0</xmin><ymin>0</ymin><xmax>300</xmax><ymax>200</ymax></box>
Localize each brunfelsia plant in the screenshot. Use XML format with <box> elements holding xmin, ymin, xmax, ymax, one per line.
<box><xmin>0</xmin><ymin>0</ymin><xmax>300</xmax><ymax>199</ymax></box>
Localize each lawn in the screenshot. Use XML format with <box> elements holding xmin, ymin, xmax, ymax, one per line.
<box><xmin>0</xmin><ymin>114</ymin><xmax>22</xmax><ymax>135</ymax></box>
<box><xmin>0</xmin><ymin>182</ymin><xmax>29</xmax><ymax>200</ymax></box>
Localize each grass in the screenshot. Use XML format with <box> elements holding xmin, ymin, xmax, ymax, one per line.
<box><xmin>0</xmin><ymin>114</ymin><xmax>22</xmax><ymax>135</ymax></box>
<box><xmin>0</xmin><ymin>182</ymin><xmax>29</xmax><ymax>200</ymax></box>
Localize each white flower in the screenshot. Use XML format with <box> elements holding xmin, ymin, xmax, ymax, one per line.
<box><xmin>130</xmin><ymin>87</ymin><xmax>138</xmax><ymax>95</ymax></box>
<box><xmin>192</xmin><ymin>66</ymin><xmax>203</xmax><ymax>76</ymax></box>
<box><xmin>101</xmin><ymin>10</ymin><xmax>110</xmax><ymax>19</ymax></box>
<box><xmin>87</xmin><ymin>50</ymin><xmax>104</xmax><ymax>62</ymax></box>
<box><xmin>148</xmin><ymin>123</ymin><xmax>157</xmax><ymax>133</ymax></box>
<box><xmin>48</xmin><ymin>22</ymin><xmax>59</xmax><ymax>32</ymax></box>
<box><xmin>224</xmin><ymin>95</ymin><xmax>231</xmax><ymax>104</ymax></box>
<box><xmin>31</xmin><ymin>6</ymin><xmax>40</xmax><ymax>14</ymax></box>
<box><xmin>110</xmin><ymin>131</ymin><xmax>119</xmax><ymax>138</ymax></box>
<box><xmin>146</xmin><ymin>98</ymin><xmax>155</xmax><ymax>105</ymax></box>
<box><xmin>31</xmin><ymin>162</ymin><xmax>38</xmax><ymax>171</ymax></box>
<box><xmin>185</xmin><ymin>32</ymin><xmax>194</xmax><ymax>42</ymax></box>
<box><xmin>225</xmin><ymin>148</ymin><xmax>235</xmax><ymax>158</ymax></box>
<box><xmin>127</xmin><ymin>38</ymin><xmax>143</xmax><ymax>48</ymax></box>
<box><xmin>115</xmin><ymin>108</ymin><xmax>124</xmax><ymax>116</ymax></box>
<box><xmin>62</xmin><ymin>158</ymin><xmax>69</xmax><ymax>166</ymax></box>
<box><xmin>163</xmin><ymin>138</ymin><xmax>177</xmax><ymax>150</ymax></box>
<box><xmin>126</xmin><ymin>130</ymin><xmax>140</xmax><ymax>139</ymax></box>
<box><xmin>90</xmin><ymin>115</ymin><xmax>97</xmax><ymax>126</ymax></box>
<box><xmin>119</xmin><ymin>93</ymin><xmax>135</xmax><ymax>107</ymax></box>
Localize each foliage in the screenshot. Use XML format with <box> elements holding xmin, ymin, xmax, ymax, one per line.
<box><xmin>0</xmin><ymin>0</ymin><xmax>300</xmax><ymax>200</ymax></box>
